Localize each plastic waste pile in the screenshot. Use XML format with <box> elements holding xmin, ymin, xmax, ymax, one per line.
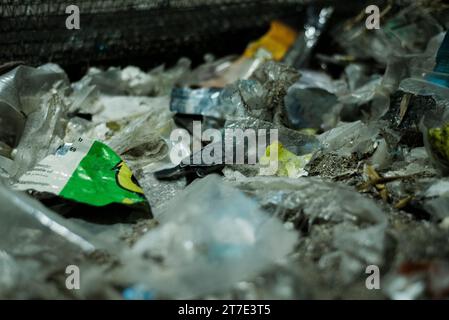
<box><xmin>1</xmin><ymin>0</ymin><xmax>449</xmax><ymax>299</ymax></box>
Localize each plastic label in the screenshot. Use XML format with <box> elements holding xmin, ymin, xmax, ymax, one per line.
<box><xmin>14</xmin><ymin>137</ymin><xmax>147</xmax><ymax>207</ymax></box>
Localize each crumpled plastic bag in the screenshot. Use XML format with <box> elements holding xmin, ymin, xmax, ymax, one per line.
<box><xmin>0</xmin><ymin>64</ymin><xmax>71</xmax><ymax>178</ymax></box>
<box><xmin>77</xmin><ymin>59</ymin><xmax>191</xmax><ymax>96</ymax></box>
<box><xmin>113</xmin><ymin>174</ymin><xmax>297</xmax><ymax>299</ymax></box>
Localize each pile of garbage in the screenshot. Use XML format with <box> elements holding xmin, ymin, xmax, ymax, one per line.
<box><xmin>1</xmin><ymin>0</ymin><xmax>449</xmax><ymax>299</ymax></box>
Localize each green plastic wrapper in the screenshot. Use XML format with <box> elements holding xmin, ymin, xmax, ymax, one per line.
<box><xmin>14</xmin><ymin>137</ymin><xmax>148</xmax><ymax>208</ymax></box>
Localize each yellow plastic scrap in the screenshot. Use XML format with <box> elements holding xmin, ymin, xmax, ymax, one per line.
<box><xmin>260</xmin><ymin>141</ymin><xmax>312</xmax><ymax>178</ymax></box>
<box><xmin>298</xmin><ymin>128</ymin><xmax>318</xmax><ymax>136</ymax></box>
<box><xmin>428</xmin><ymin>123</ymin><xmax>449</xmax><ymax>163</ymax></box>
<box><xmin>243</xmin><ymin>21</ymin><xmax>298</xmax><ymax>61</ymax></box>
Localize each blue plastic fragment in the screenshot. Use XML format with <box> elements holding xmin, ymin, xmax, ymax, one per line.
<box><xmin>427</xmin><ymin>32</ymin><xmax>449</xmax><ymax>88</ymax></box>
<box><xmin>123</xmin><ymin>286</ymin><xmax>155</xmax><ymax>300</ymax></box>
<box><xmin>170</xmin><ymin>87</ymin><xmax>222</xmax><ymax>117</ymax></box>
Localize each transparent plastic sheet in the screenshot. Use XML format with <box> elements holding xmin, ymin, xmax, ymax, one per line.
<box><xmin>0</xmin><ymin>64</ymin><xmax>68</xmax><ymax>114</ymax></box>
<box><xmin>0</xmin><ymin>65</ymin><xmax>72</xmax><ymax>178</ymax></box>
<box><xmin>334</xmin><ymin>3</ymin><xmax>444</xmax><ymax>65</ymax></box>
<box><xmin>370</xmin><ymin>138</ymin><xmax>392</xmax><ymax>170</ymax></box>
<box><xmin>284</xmin><ymin>70</ymin><xmax>344</xmax><ymax>129</ymax></box>
<box><xmin>0</xmin><ymin>179</ymin><xmax>98</xmax><ymax>253</ymax></box>
<box><xmin>345</xmin><ymin>64</ymin><xmax>371</xmax><ymax>92</ymax></box>
<box><xmin>78</xmin><ymin>59</ymin><xmax>191</xmax><ymax>97</ymax></box>
<box><xmin>172</xmin><ymin>60</ymin><xmax>302</xmax><ymax>122</ymax></box>
<box><xmin>292</xmin><ymin>69</ymin><xmax>345</xmax><ymax>94</ymax></box>
<box><xmin>218</xmin><ymin>265</ymin><xmax>309</xmax><ymax>300</ymax></box>
<box><xmin>384</xmin><ymin>146</ymin><xmax>436</xmax><ymax>178</ymax></box>
<box><xmin>422</xmin><ymin>179</ymin><xmax>449</xmax><ymax>219</ymax></box>
<box><xmin>225</xmin><ymin>117</ymin><xmax>319</xmax><ymax>156</ymax></box>
<box><xmin>104</xmin><ymin>99</ymin><xmax>178</xmax><ymax>172</ymax></box>
<box><xmin>224</xmin><ymin>174</ymin><xmax>388</xmax><ymax>284</ymax></box>
<box><xmin>225</xmin><ymin>175</ymin><xmax>387</xmax><ymax>226</ymax></box>
<box><xmin>217</xmin><ymin>61</ymin><xmax>300</xmax><ymax>124</ymax></box>
<box><xmin>112</xmin><ymin>175</ymin><xmax>297</xmax><ymax>299</ymax></box>
<box><xmin>375</xmin><ymin>31</ymin><xmax>448</xmax><ymax>110</ymax></box>
<box><xmin>194</xmin><ymin>56</ymin><xmax>268</xmax><ymax>88</ymax></box>
<box><xmin>0</xmin><ymin>155</ymin><xmax>16</xmax><ymax>179</ymax></box>
<box><xmin>64</xmin><ymin>117</ymin><xmax>96</xmax><ymax>143</ymax></box>
<box><xmin>400</xmin><ymin>78</ymin><xmax>449</xmax><ymax>108</ymax></box>
<box><xmin>68</xmin><ymin>81</ymin><xmax>101</xmax><ymax>115</ymax></box>
<box><xmin>13</xmin><ymin>90</ymin><xmax>68</xmax><ymax>178</ymax></box>
<box><xmin>92</xmin><ymin>96</ymin><xmax>170</xmax><ymax>124</ymax></box>
<box><xmin>217</xmin><ymin>80</ymin><xmax>264</xmax><ymax>118</ymax></box>
<box><xmin>0</xmin><ymin>250</ymin><xmax>21</xmax><ymax>298</ymax></box>
<box><xmin>338</xmin><ymin>76</ymin><xmax>391</xmax><ymax>120</ymax></box>
<box><xmin>407</xmin><ymin>32</ymin><xmax>447</xmax><ymax>80</ymax></box>
<box><xmin>134</xmin><ymin>172</ymin><xmax>187</xmax><ymax>218</ymax></box>
<box><xmin>397</xmin><ymin>33</ymin><xmax>449</xmax><ymax>101</ymax></box>
<box><xmin>0</xmin><ymin>179</ymin><xmax>98</xmax><ymax>298</ymax></box>
<box><xmin>250</xmin><ymin>61</ymin><xmax>301</xmax><ymax>125</ymax></box>
<box><xmin>317</xmin><ymin>120</ymin><xmax>381</xmax><ymax>157</ymax></box>
<box><xmin>0</xmin><ymin>64</ymin><xmax>68</xmax><ymax>149</ymax></box>
<box><xmin>330</xmin><ymin>3</ymin><xmax>446</xmax><ymax>124</ymax></box>
<box><xmin>0</xmin><ymin>175</ymin><xmax>139</xmax><ymax>298</ymax></box>
<box><xmin>330</xmin><ymin>223</ymin><xmax>388</xmax><ymax>284</ymax></box>
<box><xmin>179</xmin><ymin>55</ymin><xmax>239</xmax><ymax>87</ymax></box>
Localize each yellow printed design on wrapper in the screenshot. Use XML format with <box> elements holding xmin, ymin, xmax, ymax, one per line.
<box><xmin>244</xmin><ymin>21</ymin><xmax>298</xmax><ymax>61</ymax></box>
<box><xmin>114</xmin><ymin>161</ymin><xmax>145</xmax><ymax>195</ymax></box>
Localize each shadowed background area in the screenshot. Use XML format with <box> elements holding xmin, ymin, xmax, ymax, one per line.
<box><xmin>0</xmin><ymin>0</ymin><xmax>374</xmax><ymax>80</ymax></box>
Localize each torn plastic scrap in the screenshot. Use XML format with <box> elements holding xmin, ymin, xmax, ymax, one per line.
<box><xmin>0</xmin><ymin>179</ymin><xmax>95</xmax><ymax>253</ymax></box>
<box><xmin>116</xmin><ymin>174</ymin><xmax>297</xmax><ymax>299</ymax></box>
<box><xmin>226</xmin><ymin>175</ymin><xmax>387</xmax><ymax>226</ymax></box>
<box><xmin>0</xmin><ymin>65</ymin><xmax>69</xmax><ymax>176</ymax></box>
<box><xmin>13</xmin><ymin>137</ymin><xmax>149</xmax><ymax>208</ymax></box>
